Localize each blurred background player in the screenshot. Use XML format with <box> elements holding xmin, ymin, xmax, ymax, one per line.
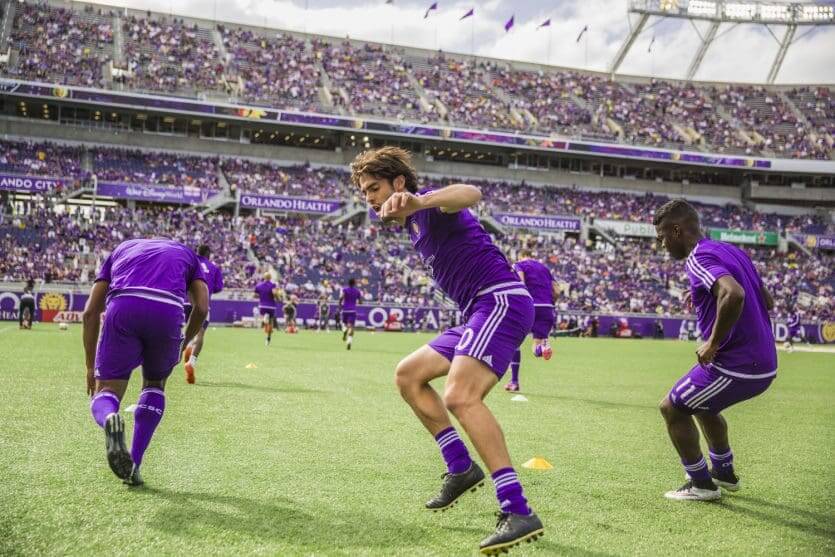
<box><xmin>254</xmin><ymin>272</ymin><xmax>279</xmax><ymax>346</ymax></box>
<box><xmin>284</xmin><ymin>293</ymin><xmax>298</xmax><ymax>333</ymax></box>
<box><xmin>654</xmin><ymin>200</ymin><xmax>777</xmax><ymax>502</ymax></box>
<box><xmin>505</xmin><ymin>250</ymin><xmax>559</xmax><ymax>392</ymax></box>
<box><xmin>183</xmin><ymin>244</ymin><xmax>224</xmax><ymax>384</ymax></box>
<box><xmin>317</xmin><ymin>294</ymin><xmax>330</xmax><ymax>332</ymax></box>
<box><xmin>352</xmin><ymin>147</ymin><xmax>543</xmax><ymax>554</ymax></box>
<box><xmin>19</xmin><ymin>279</ymin><xmax>35</xmax><ymax>329</ymax></box>
<box><xmin>784</xmin><ymin>309</ymin><xmax>802</xmax><ymax>352</ymax></box>
<box><xmin>82</xmin><ymin>238</ymin><xmax>208</xmax><ymax>486</ymax></box>
<box><xmin>339</xmin><ymin>278</ymin><xmax>361</xmax><ymax>350</ymax></box>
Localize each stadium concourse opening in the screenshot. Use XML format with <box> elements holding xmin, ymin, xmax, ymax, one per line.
<box><xmin>0</xmin><ymin>0</ymin><xmax>832</xmax><ymax>555</ymax></box>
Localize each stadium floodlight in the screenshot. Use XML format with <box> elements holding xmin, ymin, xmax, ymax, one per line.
<box><xmin>800</xmin><ymin>5</ymin><xmax>834</xmax><ymax>22</ymax></box>
<box><xmin>724</xmin><ymin>2</ymin><xmax>757</xmax><ymax>20</ymax></box>
<box><xmin>688</xmin><ymin>1</ymin><xmax>718</xmax><ymax>17</ymax></box>
<box><xmin>611</xmin><ymin>0</ymin><xmax>835</xmax><ymax>82</ymax></box>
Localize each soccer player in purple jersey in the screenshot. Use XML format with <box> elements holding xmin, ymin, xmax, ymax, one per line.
<box><xmin>183</xmin><ymin>245</ymin><xmax>224</xmax><ymax>384</ymax></box>
<box><xmin>254</xmin><ymin>273</ymin><xmax>279</xmax><ymax>346</ymax></box>
<box><xmin>505</xmin><ymin>250</ymin><xmax>559</xmax><ymax>392</ymax></box>
<box><xmin>339</xmin><ymin>278</ymin><xmax>362</xmax><ymax>350</ymax></box>
<box><xmin>351</xmin><ymin>147</ymin><xmax>543</xmax><ymax>554</ymax></box>
<box><xmin>83</xmin><ymin>239</ymin><xmax>209</xmax><ymax>486</ymax></box>
<box><xmin>654</xmin><ymin>200</ymin><xmax>777</xmax><ymax>501</ymax></box>
<box><xmin>785</xmin><ymin>310</ymin><xmax>802</xmax><ymax>352</ymax></box>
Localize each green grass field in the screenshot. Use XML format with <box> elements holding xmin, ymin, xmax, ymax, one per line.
<box><xmin>0</xmin><ymin>325</ymin><xmax>832</xmax><ymax>556</ymax></box>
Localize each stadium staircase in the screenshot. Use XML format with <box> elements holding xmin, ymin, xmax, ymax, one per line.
<box><xmin>588</xmin><ymin>221</ymin><xmax>619</xmax><ymax>248</ymax></box>
<box><xmin>786</xmin><ymin>234</ymin><xmax>814</xmax><ymax>257</ymax></box>
<box><xmin>325</xmin><ymin>201</ymin><xmax>366</xmax><ymax>226</ymax></box>
<box><xmin>0</xmin><ymin>0</ymin><xmax>15</xmax><ymax>53</ymax></box>
<box><xmin>202</xmin><ymin>167</ymin><xmax>235</xmax><ymax>214</ymax></box>
<box><xmin>112</xmin><ymin>14</ymin><xmax>124</xmax><ymax>67</ymax></box>
<box><xmin>477</xmin><ymin>213</ymin><xmax>505</xmax><ymax>236</ymax></box>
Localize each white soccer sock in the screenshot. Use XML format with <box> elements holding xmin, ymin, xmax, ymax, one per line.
<box><xmin>189</xmin><ymin>355</ymin><xmax>198</xmax><ymax>365</ymax></box>
<box><xmin>347</xmin><ymin>335</ymin><xmax>353</xmax><ymax>346</ymax></box>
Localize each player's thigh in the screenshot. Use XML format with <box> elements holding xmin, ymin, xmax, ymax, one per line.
<box><xmin>140</xmin><ymin>304</ymin><xmax>184</xmax><ymax>383</ymax></box>
<box><xmin>395</xmin><ymin>344</ymin><xmax>451</xmax><ymax>387</ymax></box>
<box><xmin>94</xmin><ymin>300</ymin><xmax>143</xmax><ymax>382</ymax></box>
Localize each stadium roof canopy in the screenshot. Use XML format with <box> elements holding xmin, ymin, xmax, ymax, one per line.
<box><xmin>610</xmin><ymin>0</ymin><xmax>835</xmax><ymax>82</ymax></box>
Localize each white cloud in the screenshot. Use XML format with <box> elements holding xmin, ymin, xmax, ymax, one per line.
<box><xmin>93</xmin><ymin>0</ymin><xmax>835</xmax><ymax>83</ymax></box>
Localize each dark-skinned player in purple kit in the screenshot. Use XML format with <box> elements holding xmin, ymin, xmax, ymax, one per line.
<box><xmin>83</xmin><ymin>238</ymin><xmax>209</xmax><ymax>486</ymax></box>
<box><xmin>654</xmin><ymin>200</ymin><xmax>777</xmax><ymax>501</ymax></box>
<box><xmin>351</xmin><ymin>147</ymin><xmax>543</xmax><ymax>555</ymax></box>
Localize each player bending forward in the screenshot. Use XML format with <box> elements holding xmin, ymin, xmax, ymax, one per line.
<box><xmin>505</xmin><ymin>250</ymin><xmax>559</xmax><ymax>392</ymax></box>
<box><xmin>83</xmin><ymin>239</ymin><xmax>208</xmax><ymax>486</ymax></box>
<box><xmin>183</xmin><ymin>245</ymin><xmax>224</xmax><ymax>384</ymax></box>
<box><xmin>654</xmin><ymin>200</ymin><xmax>777</xmax><ymax>501</ymax></box>
<box><xmin>351</xmin><ymin>147</ymin><xmax>543</xmax><ymax>554</ymax></box>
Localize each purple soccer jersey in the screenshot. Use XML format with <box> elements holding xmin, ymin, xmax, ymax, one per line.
<box><xmin>685</xmin><ymin>238</ymin><xmax>777</xmax><ymax>379</ymax></box>
<box><xmin>341</xmin><ymin>286</ymin><xmax>362</xmax><ymax>311</ymax></box>
<box><xmin>96</xmin><ymin>238</ymin><xmax>206</xmax><ymax>307</ymax></box>
<box><xmin>254</xmin><ymin>280</ymin><xmax>277</xmax><ymax>309</ymax></box>
<box><xmin>406</xmin><ymin>188</ymin><xmax>534</xmax><ymax>375</ymax></box>
<box><xmin>513</xmin><ymin>259</ymin><xmax>555</xmax><ymax>307</ymax></box>
<box><xmin>198</xmin><ymin>255</ymin><xmax>224</xmax><ymax>297</ymax></box>
<box><xmin>94</xmin><ymin>239</ymin><xmax>206</xmax><ymax>381</ymax></box>
<box><xmin>787</xmin><ymin>313</ymin><xmax>801</xmax><ymax>337</ymax></box>
<box><xmin>405</xmin><ymin>188</ymin><xmax>519</xmax><ymax>310</ymax></box>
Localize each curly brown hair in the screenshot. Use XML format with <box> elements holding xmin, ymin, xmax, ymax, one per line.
<box><xmin>349</xmin><ymin>146</ymin><xmax>419</xmax><ymax>193</ymax></box>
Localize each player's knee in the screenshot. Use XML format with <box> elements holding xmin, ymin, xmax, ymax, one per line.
<box><xmin>442</xmin><ymin>388</ymin><xmax>474</xmax><ymax>415</ymax></box>
<box><xmin>394</xmin><ymin>359</ymin><xmax>418</xmax><ymax>393</ymax></box>
<box><xmin>659</xmin><ymin>396</ymin><xmax>676</xmax><ymax>419</ymax></box>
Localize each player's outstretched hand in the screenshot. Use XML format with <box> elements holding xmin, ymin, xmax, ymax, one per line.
<box><xmin>696</xmin><ymin>341</ymin><xmax>718</xmax><ymax>366</ymax></box>
<box><xmin>380</xmin><ymin>192</ymin><xmax>421</xmax><ymax>221</ymax></box>
<box><xmin>682</xmin><ymin>290</ymin><xmax>693</xmax><ymax>313</ymax></box>
<box><xmin>86</xmin><ymin>368</ymin><xmax>95</xmax><ymax>397</ymax></box>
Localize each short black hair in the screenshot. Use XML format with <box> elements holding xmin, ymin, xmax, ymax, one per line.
<box><xmin>653</xmin><ymin>199</ymin><xmax>700</xmax><ymax>227</ymax></box>
<box><xmin>348</xmin><ymin>278</ymin><xmax>356</xmax><ymax>287</ymax></box>
<box><xmin>197</xmin><ymin>244</ymin><xmax>211</xmax><ymax>257</ymax></box>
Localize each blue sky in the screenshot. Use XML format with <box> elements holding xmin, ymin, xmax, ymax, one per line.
<box><xmin>100</xmin><ymin>0</ymin><xmax>835</xmax><ymax>83</ymax></box>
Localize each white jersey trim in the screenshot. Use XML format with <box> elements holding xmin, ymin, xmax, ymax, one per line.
<box><xmin>110</xmin><ymin>292</ymin><xmax>183</xmax><ymax>308</ymax></box>
<box><xmin>711</xmin><ymin>362</ymin><xmax>777</xmax><ymax>380</ymax></box>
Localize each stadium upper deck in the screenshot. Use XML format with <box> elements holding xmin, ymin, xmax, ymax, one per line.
<box><xmin>0</xmin><ymin>0</ymin><xmax>832</xmax><ymax>161</ymax></box>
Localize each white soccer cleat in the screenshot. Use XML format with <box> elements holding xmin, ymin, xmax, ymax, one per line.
<box><xmin>664</xmin><ymin>481</ymin><xmax>721</xmax><ymax>501</ymax></box>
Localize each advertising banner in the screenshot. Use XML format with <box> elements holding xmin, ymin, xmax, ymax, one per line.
<box><xmin>595</xmin><ymin>219</ymin><xmax>656</xmax><ymax>238</ymax></box>
<box><xmin>793</xmin><ymin>234</ymin><xmax>835</xmax><ymax>251</ymax></box>
<box><xmin>238</xmin><ymin>194</ymin><xmax>343</xmax><ymax>214</ymax></box>
<box><xmin>492</xmin><ymin>213</ymin><xmax>581</xmax><ymax>232</ymax></box>
<box><xmin>96</xmin><ymin>182</ymin><xmax>209</xmax><ymax>204</ymax></box>
<box><xmin>709</xmin><ymin>228</ymin><xmax>779</xmax><ymax>246</ymax></box>
<box><xmin>0</xmin><ymin>173</ymin><xmax>66</xmax><ymax>193</ymax></box>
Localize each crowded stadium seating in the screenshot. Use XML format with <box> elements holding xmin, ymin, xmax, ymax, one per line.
<box><xmin>2</xmin><ymin>1</ymin><xmax>832</xmax><ymax>159</ymax></box>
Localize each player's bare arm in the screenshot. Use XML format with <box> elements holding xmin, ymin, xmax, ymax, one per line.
<box><xmin>697</xmin><ymin>275</ymin><xmax>745</xmax><ymax>365</ymax></box>
<box><xmin>182</xmin><ymin>279</ymin><xmax>209</xmax><ymax>355</ymax></box>
<box><xmin>760</xmin><ymin>285</ymin><xmax>775</xmax><ymax>311</ymax></box>
<box><xmin>379</xmin><ymin>184</ymin><xmax>482</xmax><ymax>222</ymax></box>
<box><xmin>82</xmin><ymin>281</ymin><xmax>109</xmax><ymax>396</ymax></box>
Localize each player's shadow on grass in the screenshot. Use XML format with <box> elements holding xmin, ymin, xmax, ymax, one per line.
<box><xmin>719</xmin><ymin>495</ymin><xmax>835</xmax><ymax>540</ymax></box>
<box><xmin>445</xmin><ymin>526</ymin><xmax>615</xmax><ymax>556</ymax></box>
<box><xmin>531</xmin><ymin>393</ymin><xmax>654</xmax><ymax>411</ymax></box>
<box><xmin>136</xmin><ymin>487</ymin><xmax>431</xmax><ymax>548</ymax></box>
<box><xmin>195</xmin><ymin>380</ymin><xmax>326</xmax><ymax>395</ymax></box>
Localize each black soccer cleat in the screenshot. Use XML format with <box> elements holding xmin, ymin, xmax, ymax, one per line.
<box><xmin>123</xmin><ymin>464</ymin><xmax>144</xmax><ymax>487</ymax></box>
<box><xmin>104</xmin><ymin>413</ymin><xmax>133</xmax><ymax>481</ymax></box>
<box><xmin>479</xmin><ymin>511</ymin><xmax>544</xmax><ymax>555</ymax></box>
<box><xmin>711</xmin><ymin>468</ymin><xmax>741</xmax><ymax>492</ymax></box>
<box><xmin>425</xmin><ymin>462</ymin><xmax>486</xmax><ymax>511</ymax></box>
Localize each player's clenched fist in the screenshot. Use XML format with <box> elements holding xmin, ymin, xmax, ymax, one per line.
<box><xmin>380</xmin><ymin>192</ymin><xmax>422</xmax><ymax>220</ymax></box>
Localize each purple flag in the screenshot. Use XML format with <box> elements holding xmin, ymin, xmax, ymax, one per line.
<box><xmin>538</xmin><ymin>18</ymin><xmax>551</xmax><ymax>28</ymax></box>
<box><xmin>504</xmin><ymin>15</ymin><xmax>514</xmax><ymax>31</ymax></box>
<box><xmin>460</xmin><ymin>8</ymin><xmax>474</xmax><ymax>20</ymax></box>
<box><xmin>424</xmin><ymin>2</ymin><xmax>438</xmax><ymax>18</ymax></box>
